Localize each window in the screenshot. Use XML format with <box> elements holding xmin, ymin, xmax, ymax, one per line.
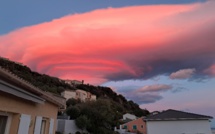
<box><xmin>0</xmin><ymin>112</ymin><xmax>12</xmax><ymax>134</ymax></box>
<box><xmin>123</xmin><ymin>125</ymin><xmax>127</xmax><ymax>129</ymax></box>
<box><xmin>40</xmin><ymin>119</ymin><xmax>47</xmax><ymax>134</ymax></box>
<box><xmin>0</xmin><ymin>115</ymin><xmax>7</xmax><ymax>134</ymax></box>
<box><xmin>141</xmin><ymin>125</ymin><xmax>144</xmax><ymax>128</ymax></box>
<box><xmin>133</xmin><ymin>125</ymin><xmax>137</xmax><ymax>130</ymax></box>
<box><xmin>34</xmin><ymin>117</ymin><xmax>49</xmax><ymax>134</ymax></box>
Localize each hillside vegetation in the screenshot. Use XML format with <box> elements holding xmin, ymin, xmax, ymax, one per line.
<box><xmin>0</xmin><ymin>58</ymin><xmax>149</xmax><ymax>130</ymax></box>
<box><xmin>0</xmin><ymin>57</ymin><xmax>74</xmax><ymax>93</ymax></box>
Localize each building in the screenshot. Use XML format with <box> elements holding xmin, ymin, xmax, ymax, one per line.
<box><xmin>64</xmin><ymin>80</ymin><xmax>84</xmax><ymax>86</ymax></box>
<box><xmin>75</xmin><ymin>89</ymin><xmax>88</xmax><ymax>102</ymax></box>
<box><xmin>76</xmin><ymin>89</ymin><xmax>97</xmax><ymax>102</ymax></box>
<box><xmin>121</xmin><ymin>117</ymin><xmax>146</xmax><ymax>134</ymax></box>
<box><xmin>145</xmin><ymin>109</ymin><xmax>213</xmax><ymax>134</ymax></box>
<box><xmin>90</xmin><ymin>94</ymin><xmax>97</xmax><ymax>101</ymax></box>
<box><xmin>61</xmin><ymin>89</ymin><xmax>96</xmax><ymax>102</ymax></box>
<box><xmin>123</xmin><ymin>113</ymin><xmax>137</xmax><ymax>121</ymax></box>
<box><xmin>61</xmin><ymin>89</ymin><xmax>76</xmax><ymax>100</ymax></box>
<box><xmin>0</xmin><ymin>67</ymin><xmax>65</xmax><ymax>134</ymax></box>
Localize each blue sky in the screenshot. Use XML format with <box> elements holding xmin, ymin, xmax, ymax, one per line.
<box><xmin>0</xmin><ymin>0</ymin><xmax>205</xmax><ymax>34</ymax></box>
<box><xmin>0</xmin><ymin>0</ymin><xmax>214</xmax><ymax>127</ymax></box>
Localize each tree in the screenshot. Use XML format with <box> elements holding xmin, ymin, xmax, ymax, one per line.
<box><xmin>66</xmin><ymin>106</ymin><xmax>80</xmax><ymax>119</ymax></box>
<box><xmin>75</xmin><ymin>99</ymin><xmax>124</xmax><ymax>133</ymax></box>
<box><xmin>66</xmin><ymin>98</ymin><xmax>81</xmax><ymax>107</ymax></box>
<box><xmin>75</xmin><ymin>115</ymin><xmax>89</xmax><ymax>132</ymax></box>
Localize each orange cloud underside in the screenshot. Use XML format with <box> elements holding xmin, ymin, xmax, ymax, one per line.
<box><xmin>0</xmin><ymin>1</ymin><xmax>215</xmax><ymax>84</ymax></box>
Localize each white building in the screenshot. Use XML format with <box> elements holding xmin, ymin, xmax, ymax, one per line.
<box><xmin>90</xmin><ymin>94</ymin><xmax>97</xmax><ymax>101</ymax></box>
<box><xmin>61</xmin><ymin>89</ymin><xmax>96</xmax><ymax>102</ymax></box>
<box><xmin>64</xmin><ymin>80</ymin><xmax>83</xmax><ymax>86</ymax></box>
<box><xmin>61</xmin><ymin>90</ymin><xmax>76</xmax><ymax>100</ymax></box>
<box><xmin>76</xmin><ymin>89</ymin><xmax>96</xmax><ymax>102</ymax></box>
<box><xmin>123</xmin><ymin>113</ymin><xmax>137</xmax><ymax>121</ymax></box>
<box><xmin>145</xmin><ymin>109</ymin><xmax>213</xmax><ymax>134</ymax></box>
<box><xmin>76</xmin><ymin>89</ymin><xmax>88</xmax><ymax>102</ymax></box>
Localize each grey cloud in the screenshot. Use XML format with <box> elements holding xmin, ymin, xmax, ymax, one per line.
<box><xmin>127</xmin><ymin>93</ymin><xmax>163</xmax><ymax>104</ymax></box>
<box><xmin>106</xmin><ymin>15</ymin><xmax>215</xmax><ymax>81</ymax></box>
<box><xmin>171</xmin><ymin>86</ymin><xmax>188</xmax><ymax>93</ymax></box>
<box><xmin>137</xmin><ymin>84</ymin><xmax>172</xmax><ymax>93</ymax></box>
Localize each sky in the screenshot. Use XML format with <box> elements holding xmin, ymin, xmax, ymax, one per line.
<box><xmin>0</xmin><ymin>0</ymin><xmax>215</xmax><ymax>126</ymax></box>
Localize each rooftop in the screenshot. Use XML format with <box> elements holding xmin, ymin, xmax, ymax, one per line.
<box><xmin>0</xmin><ymin>66</ymin><xmax>65</xmax><ymax>108</ymax></box>
<box><xmin>145</xmin><ymin>109</ymin><xmax>213</xmax><ymax>121</ymax></box>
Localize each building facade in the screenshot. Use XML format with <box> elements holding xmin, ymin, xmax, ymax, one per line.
<box><xmin>64</xmin><ymin>80</ymin><xmax>84</xmax><ymax>86</ymax></box>
<box><xmin>61</xmin><ymin>90</ymin><xmax>76</xmax><ymax>100</ymax></box>
<box><xmin>61</xmin><ymin>89</ymin><xmax>96</xmax><ymax>102</ymax></box>
<box><xmin>0</xmin><ymin>67</ymin><xmax>65</xmax><ymax>134</ymax></box>
<box><xmin>145</xmin><ymin>109</ymin><xmax>213</xmax><ymax>134</ymax></box>
<box><xmin>122</xmin><ymin>117</ymin><xmax>146</xmax><ymax>134</ymax></box>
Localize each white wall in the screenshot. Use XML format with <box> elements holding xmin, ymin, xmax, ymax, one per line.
<box><xmin>90</xmin><ymin>95</ymin><xmax>96</xmax><ymax>101</ymax></box>
<box><xmin>61</xmin><ymin>90</ymin><xmax>76</xmax><ymax>100</ymax></box>
<box><xmin>123</xmin><ymin>113</ymin><xmax>137</xmax><ymax>120</ymax></box>
<box><xmin>57</xmin><ymin>119</ymin><xmax>87</xmax><ymax>134</ymax></box>
<box><xmin>147</xmin><ymin>120</ymin><xmax>212</xmax><ymax>134</ymax></box>
<box><xmin>76</xmin><ymin>90</ymin><xmax>87</xmax><ymax>102</ymax></box>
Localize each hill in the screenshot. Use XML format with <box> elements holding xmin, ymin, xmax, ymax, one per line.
<box><xmin>0</xmin><ymin>57</ymin><xmax>149</xmax><ymax>117</ymax></box>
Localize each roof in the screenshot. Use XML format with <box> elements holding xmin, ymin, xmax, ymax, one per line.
<box><xmin>0</xmin><ymin>66</ymin><xmax>65</xmax><ymax>108</ymax></box>
<box><xmin>123</xmin><ymin>113</ymin><xmax>136</xmax><ymax>116</ymax></box>
<box><xmin>123</xmin><ymin>117</ymin><xmax>145</xmax><ymax>125</ymax></box>
<box><xmin>145</xmin><ymin>109</ymin><xmax>213</xmax><ymax>121</ymax></box>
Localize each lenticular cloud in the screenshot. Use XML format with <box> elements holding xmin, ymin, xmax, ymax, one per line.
<box><xmin>0</xmin><ymin>1</ymin><xmax>215</xmax><ymax>84</ymax></box>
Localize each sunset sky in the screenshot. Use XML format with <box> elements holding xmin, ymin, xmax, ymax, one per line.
<box><xmin>0</xmin><ymin>0</ymin><xmax>215</xmax><ymax>125</ymax></box>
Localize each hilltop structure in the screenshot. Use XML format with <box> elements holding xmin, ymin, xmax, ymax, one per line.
<box><xmin>61</xmin><ymin>89</ymin><xmax>96</xmax><ymax>102</ymax></box>
<box><xmin>64</xmin><ymin>79</ymin><xmax>84</xmax><ymax>87</ymax></box>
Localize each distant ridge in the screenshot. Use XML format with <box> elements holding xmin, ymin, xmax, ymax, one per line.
<box><xmin>0</xmin><ymin>56</ymin><xmax>149</xmax><ymax>117</ymax></box>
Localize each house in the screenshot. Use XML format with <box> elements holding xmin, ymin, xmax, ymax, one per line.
<box><xmin>64</xmin><ymin>80</ymin><xmax>84</xmax><ymax>86</ymax></box>
<box><xmin>71</xmin><ymin>80</ymin><xmax>84</xmax><ymax>85</ymax></box>
<box><xmin>0</xmin><ymin>67</ymin><xmax>66</xmax><ymax>134</ymax></box>
<box><xmin>90</xmin><ymin>94</ymin><xmax>97</xmax><ymax>101</ymax></box>
<box><xmin>121</xmin><ymin>117</ymin><xmax>146</xmax><ymax>134</ymax></box>
<box><xmin>145</xmin><ymin>109</ymin><xmax>213</xmax><ymax>134</ymax></box>
<box><xmin>123</xmin><ymin>113</ymin><xmax>137</xmax><ymax>121</ymax></box>
<box><xmin>76</xmin><ymin>89</ymin><xmax>96</xmax><ymax>102</ymax></box>
<box><xmin>61</xmin><ymin>89</ymin><xmax>96</xmax><ymax>102</ymax></box>
<box><xmin>61</xmin><ymin>89</ymin><xmax>76</xmax><ymax>100</ymax></box>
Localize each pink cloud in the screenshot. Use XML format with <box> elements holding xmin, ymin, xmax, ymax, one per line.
<box><xmin>170</xmin><ymin>68</ymin><xmax>196</xmax><ymax>79</ymax></box>
<box><xmin>137</xmin><ymin>84</ymin><xmax>172</xmax><ymax>93</ymax></box>
<box><xmin>204</xmin><ymin>64</ymin><xmax>215</xmax><ymax>76</ymax></box>
<box><xmin>0</xmin><ymin>1</ymin><xmax>215</xmax><ymax>84</ymax></box>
